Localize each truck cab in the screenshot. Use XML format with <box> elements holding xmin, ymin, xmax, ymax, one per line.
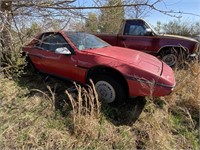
<box><xmin>96</xmin><ymin>19</ymin><xmax>199</xmax><ymax>67</ymax></box>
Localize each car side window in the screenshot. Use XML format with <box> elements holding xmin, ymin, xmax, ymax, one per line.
<box><xmin>36</xmin><ymin>33</ymin><xmax>73</xmax><ymax>52</ymax></box>
<box><xmin>124</xmin><ymin>20</ymin><xmax>147</xmax><ymax>36</ymax></box>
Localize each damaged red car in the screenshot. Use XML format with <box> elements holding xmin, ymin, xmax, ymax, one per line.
<box><xmin>23</xmin><ymin>31</ymin><xmax>176</xmax><ymax>105</ymax></box>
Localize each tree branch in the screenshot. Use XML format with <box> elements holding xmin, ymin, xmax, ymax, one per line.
<box><xmin>13</xmin><ymin>2</ymin><xmax>200</xmax><ymax>18</ymax></box>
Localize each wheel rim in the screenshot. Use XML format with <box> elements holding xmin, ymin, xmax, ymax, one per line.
<box><xmin>162</xmin><ymin>54</ymin><xmax>177</xmax><ymax>66</ymax></box>
<box><xmin>95</xmin><ymin>81</ymin><xmax>116</xmax><ymax>103</ymax></box>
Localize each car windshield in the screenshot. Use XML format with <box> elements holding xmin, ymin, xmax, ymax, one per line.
<box><xmin>65</xmin><ymin>32</ymin><xmax>110</xmax><ymax>50</ymax></box>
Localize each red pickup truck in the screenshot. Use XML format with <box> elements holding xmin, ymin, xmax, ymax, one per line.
<box><xmin>96</xmin><ymin>19</ymin><xmax>200</xmax><ymax>67</ymax></box>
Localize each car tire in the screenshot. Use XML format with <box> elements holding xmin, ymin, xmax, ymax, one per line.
<box><xmin>26</xmin><ymin>57</ymin><xmax>37</xmax><ymax>73</ymax></box>
<box><xmin>93</xmin><ymin>75</ymin><xmax>127</xmax><ymax>105</ymax></box>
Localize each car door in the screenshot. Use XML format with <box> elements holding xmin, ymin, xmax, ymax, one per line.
<box><xmin>117</xmin><ymin>20</ymin><xmax>158</xmax><ymax>54</ymax></box>
<box><xmin>25</xmin><ymin>34</ymin><xmax>46</xmax><ymax>71</ymax></box>
<box><xmin>35</xmin><ymin>32</ymin><xmax>79</xmax><ymax>80</ymax></box>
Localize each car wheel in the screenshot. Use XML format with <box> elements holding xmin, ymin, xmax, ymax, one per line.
<box><xmin>26</xmin><ymin>57</ymin><xmax>37</xmax><ymax>73</ymax></box>
<box><xmin>93</xmin><ymin>75</ymin><xmax>127</xmax><ymax>105</ymax></box>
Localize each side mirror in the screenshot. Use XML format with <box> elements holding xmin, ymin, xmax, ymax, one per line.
<box><xmin>145</xmin><ymin>28</ymin><xmax>153</xmax><ymax>36</ymax></box>
<box><xmin>55</xmin><ymin>47</ymin><xmax>71</xmax><ymax>55</ymax></box>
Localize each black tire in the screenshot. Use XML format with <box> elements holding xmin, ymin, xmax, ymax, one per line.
<box><xmin>160</xmin><ymin>49</ymin><xmax>178</xmax><ymax>67</ymax></box>
<box><xmin>26</xmin><ymin>57</ymin><xmax>37</xmax><ymax>73</ymax></box>
<box><xmin>159</xmin><ymin>48</ymin><xmax>187</xmax><ymax>67</ymax></box>
<box><xmin>93</xmin><ymin>75</ymin><xmax>127</xmax><ymax>105</ymax></box>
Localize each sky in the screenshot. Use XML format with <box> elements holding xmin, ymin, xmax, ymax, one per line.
<box><xmin>72</xmin><ymin>0</ymin><xmax>200</xmax><ymax>26</ymax></box>
<box><xmin>145</xmin><ymin>0</ymin><xmax>200</xmax><ymax>26</ymax></box>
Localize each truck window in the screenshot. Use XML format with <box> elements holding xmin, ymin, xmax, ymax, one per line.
<box><xmin>124</xmin><ymin>20</ymin><xmax>147</xmax><ymax>36</ymax></box>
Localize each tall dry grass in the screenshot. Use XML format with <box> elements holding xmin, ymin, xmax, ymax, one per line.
<box><xmin>0</xmin><ymin>74</ymin><xmax>136</xmax><ymax>149</ymax></box>
<box><xmin>0</xmin><ymin>60</ymin><xmax>199</xmax><ymax>149</ymax></box>
<box><xmin>153</xmin><ymin>61</ymin><xmax>200</xmax><ymax>149</ymax></box>
<box><xmin>65</xmin><ymin>81</ymin><xmax>101</xmax><ymax>137</ymax></box>
<box><xmin>166</xmin><ymin>61</ymin><xmax>200</xmax><ymax>116</ymax></box>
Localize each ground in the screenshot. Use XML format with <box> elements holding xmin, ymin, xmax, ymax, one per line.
<box><xmin>0</xmin><ymin>62</ymin><xmax>199</xmax><ymax>149</ymax></box>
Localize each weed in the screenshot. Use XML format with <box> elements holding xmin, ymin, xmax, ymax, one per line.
<box><xmin>0</xmin><ymin>61</ymin><xmax>199</xmax><ymax>149</ymax></box>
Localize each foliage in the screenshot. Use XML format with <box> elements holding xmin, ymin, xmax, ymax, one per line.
<box><xmin>0</xmin><ymin>1</ymin><xmax>12</xmax><ymax>62</ymax></box>
<box><xmin>157</xmin><ymin>19</ymin><xmax>200</xmax><ymax>36</ymax></box>
<box><xmin>154</xmin><ymin>21</ymin><xmax>162</xmax><ymax>33</ymax></box>
<box><xmin>0</xmin><ymin>59</ymin><xmax>199</xmax><ymax>149</ymax></box>
<box><xmin>0</xmin><ymin>21</ymin><xmax>41</xmax><ymax>77</ymax></box>
<box><xmin>16</xmin><ymin>22</ymin><xmax>42</xmax><ymax>46</ymax></box>
<box><xmin>0</xmin><ymin>0</ymin><xmax>75</xmax><ymax>66</ymax></box>
<box><xmin>85</xmin><ymin>13</ymin><xmax>99</xmax><ymax>33</ymax></box>
<box><xmin>0</xmin><ymin>1</ymin><xmax>199</xmax><ymax>149</ymax></box>
<box><xmin>79</xmin><ymin>0</ymin><xmax>125</xmax><ymax>33</ymax></box>
<box><xmin>98</xmin><ymin>0</ymin><xmax>124</xmax><ymax>33</ymax></box>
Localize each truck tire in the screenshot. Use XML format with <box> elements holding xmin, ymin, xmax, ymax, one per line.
<box><xmin>161</xmin><ymin>52</ymin><xmax>178</xmax><ymax>67</ymax></box>
<box><xmin>159</xmin><ymin>47</ymin><xmax>187</xmax><ymax>67</ymax></box>
<box><xmin>93</xmin><ymin>75</ymin><xmax>127</xmax><ymax>105</ymax></box>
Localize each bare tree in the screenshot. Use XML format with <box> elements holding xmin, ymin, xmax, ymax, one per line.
<box><xmin>125</xmin><ymin>0</ymin><xmax>151</xmax><ymax>18</ymax></box>
<box><xmin>161</xmin><ymin>19</ymin><xmax>200</xmax><ymax>37</ymax></box>
<box><xmin>0</xmin><ymin>0</ymin><xmax>76</xmax><ymax>68</ymax></box>
<box><xmin>0</xmin><ymin>0</ymin><xmax>199</xmax><ymax>70</ymax></box>
<box><xmin>0</xmin><ymin>1</ymin><xmax>12</xmax><ymax>62</ymax></box>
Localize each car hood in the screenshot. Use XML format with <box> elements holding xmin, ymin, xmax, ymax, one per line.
<box><xmin>161</xmin><ymin>34</ymin><xmax>198</xmax><ymax>42</ymax></box>
<box><xmin>84</xmin><ymin>46</ymin><xmax>163</xmax><ymax>75</ymax></box>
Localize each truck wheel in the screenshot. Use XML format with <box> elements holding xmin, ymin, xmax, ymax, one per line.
<box><xmin>93</xmin><ymin>75</ymin><xmax>126</xmax><ymax>105</ymax></box>
<box><xmin>159</xmin><ymin>48</ymin><xmax>187</xmax><ymax>67</ymax></box>
<box><xmin>159</xmin><ymin>49</ymin><xmax>178</xmax><ymax>67</ymax></box>
<box><xmin>162</xmin><ymin>53</ymin><xmax>177</xmax><ymax>67</ymax></box>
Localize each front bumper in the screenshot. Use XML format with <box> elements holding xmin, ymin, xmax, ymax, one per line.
<box><xmin>127</xmin><ymin>78</ymin><xmax>175</xmax><ymax>97</ymax></box>
<box><xmin>127</xmin><ymin>62</ymin><xmax>176</xmax><ymax>97</ymax></box>
<box><xmin>189</xmin><ymin>42</ymin><xmax>200</xmax><ymax>62</ymax></box>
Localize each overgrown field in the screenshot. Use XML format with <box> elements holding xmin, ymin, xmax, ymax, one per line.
<box><xmin>0</xmin><ymin>62</ymin><xmax>199</xmax><ymax>149</ymax></box>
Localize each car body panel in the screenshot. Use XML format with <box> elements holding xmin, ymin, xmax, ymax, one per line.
<box><xmin>96</xmin><ymin>19</ymin><xmax>199</xmax><ymax>57</ymax></box>
<box><xmin>23</xmin><ymin>31</ymin><xmax>176</xmax><ymax>98</ymax></box>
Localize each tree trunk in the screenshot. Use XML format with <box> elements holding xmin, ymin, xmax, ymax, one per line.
<box><xmin>0</xmin><ymin>0</ymin><xmax>12</xmax><ymax>68</ymax></box>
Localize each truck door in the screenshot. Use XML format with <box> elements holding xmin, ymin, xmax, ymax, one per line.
<box><xmin>117</xmin><ymin>19</ymin><xmax>158</xmax><ymax>54</ymax></box>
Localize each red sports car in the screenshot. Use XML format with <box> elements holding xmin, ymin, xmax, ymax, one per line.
<box><xmin>23</xmin><ymin>31</ymin><xmax>176</xmax><ymax>105</ymax></box>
